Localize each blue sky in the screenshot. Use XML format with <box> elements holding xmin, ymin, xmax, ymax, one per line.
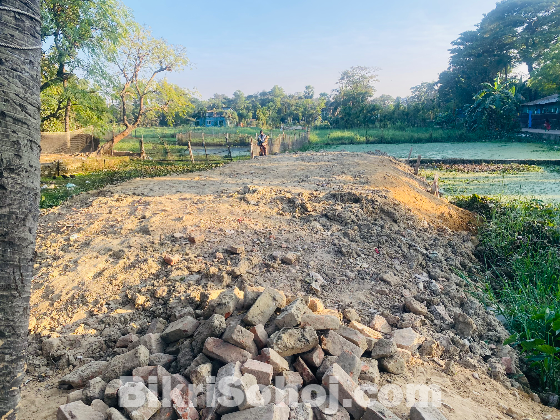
<box><xmin>120</xmin><ymin>0</ymin><xmax>499</xmax><ymax>99</ymax></box>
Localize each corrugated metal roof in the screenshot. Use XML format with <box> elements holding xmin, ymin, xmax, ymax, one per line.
<box><xmin>522</xmin><ymin>94</ymin><xmax>559</xmax><ymax>106</ymax></box>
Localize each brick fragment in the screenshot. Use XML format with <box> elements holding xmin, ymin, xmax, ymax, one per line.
<box><xmin>320</xmin><ymin>331</ymin><xmax>364</xmax><ymax>358</ymax></box>
<box><xmin>203</xmin><ymin>337</ymin><xmax>253</xmax><ymax>364</ymax></box>
<box><xmin>369</xmin><ymin>315</ymin><xmax>392</xmax><ymax>334</ymax></box>
<box><xmin>119</xmin><ymin>382</ymin><xmax>161</xmax><ymax>420</ymax></box>
<box><xmin>293</xmin><ymin>357</ymin><xmax>317</xmax><ymax>385</ymax></box>
<box><xmin>221</xmin><ymin>404</ymin><xmax>290</xmax><ymax>420</ymax></box>
<box><xmin>337</xmin><ymin>327</ymin><xmax>368</xmax><ymax>352</ymax></box>
<box><xmin>392</xmin><ymin>328</ymin><xmax>425</xmax><ymax>352</ymax></box>
<box><xmin>161</xmin><ymin>316</ymin><xmax>200</xmax><ymax>343</ymax></box>
<box><xmin>250</xmin><ymin>324</ymin><xmax>268</xmax><ymax>350</ymax></box>
<box><xmin>164</xmin><ymin>254</ymin><xmax>180</xmax><ymax>265</ymax></box>
<box><xmin>300</xmin><ymin>314</ymin><xmax>341</xmax><ymax>330</ymax></box>
<box><xmin>57</xmin><ymin>401</ymin><xmax>104</xmax><ymax>420</ymax></box>
<box><xmin>321</xmin><ymin>363</ymin><xmax>369</xmax><ymax>419</ymax></box>
<box><xmin>256</xmin><ymin>348</ymin><xmax>289</xmax><ymax>374</ymax></box>
<box><xmin>282</xmin><ymin>370</ymin><xmax>304</xmax><ymax>390</ymax></box>
<box><xmin>370</xmin><ymin>339</ymin><xmax>397</xmax><ymax>359</ymax></box>
<box><xmin>348</xmin><ymin>321</ymin><xmax>383</xmax><ymax>339</ymax></box>
<box><xmin>275</xmin><ymin>298</ymin><xmax>311</xmax><ymax>329</ymax></box>
<box><xmin>223</xmin><ymin>323</ymin><xmax>258</xmax><ymax>356</ymax></box>
<box><xmin>301</xmin><ymin>346</ymin><xmax>324</xmax><ymax>369</ymax></box>
<box><xmin>244</xmin><ymin>287</ymin><xmax>286</xmax><ymax>326</ymax></box>
<box><xmin>268</xmin><ymin>327</ymin><xmax>319</xmax><ymax>357</ymax></box>
<box><xmin>361</xmin><ymin>401</ymin><xmax>401</xmax><ymax>420</ymax></box>
<box><xmin>241</xmin><ymin>359</ymin><xmax>274</xmax><ymax>385</ymax></box>
<box><xmin>308</xmin><ymin>297</ymin><xmax>325</xmax><ymax>312</ymax></box>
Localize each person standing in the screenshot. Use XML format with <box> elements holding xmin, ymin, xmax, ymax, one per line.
<box><xmin>257</xmin><ymin>130</ymin><xmax>268</xmax><ymax>156</ymax></box>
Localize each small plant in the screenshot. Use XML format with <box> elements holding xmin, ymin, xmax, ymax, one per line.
<box><xmin>505</xmin><ymin>309</ymin><xmax>560</xmax><ymax>392</ymax></box>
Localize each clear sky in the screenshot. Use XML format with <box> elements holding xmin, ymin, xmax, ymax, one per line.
<box><xmin>120</xmin><ymin>0</ymin><xmax>499</xmax><ymax>100</ymax></box>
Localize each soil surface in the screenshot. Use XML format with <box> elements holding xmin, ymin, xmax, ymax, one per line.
<box><xmin>22</xmin><ymin>152</ymin><xmax>559</xmax><ymax>419</ymax></box>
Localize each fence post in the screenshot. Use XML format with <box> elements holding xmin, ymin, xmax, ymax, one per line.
<box><xmin>226</xmin><ymin>133</ymin><xmax>233</xmax><ymax>161</ymax></box>
<box><xmin>202</xmin><ymin>134</ymin><xmax>208</xmax><ymax>161</ymax></box>
<box><xmin>414</xmin><ymin>155</ymin><xmax>421</xmax><ymax>175</ymax></box>
<box><xmin>188</xmin><ymin>140</ymin><xmax>195</xmax><ymax>164</ymax></box>
<box><xmin>140</xmin><ymin>135</ymin><xmax>146</xmax><ymax>159</ymax></box>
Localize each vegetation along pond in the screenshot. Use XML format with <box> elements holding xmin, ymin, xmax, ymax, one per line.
<box><xmin>328</xmin><ymin>142</ymin><xmax>560</xmax><ymax>202</ymax></box>
<box><xmin>328</xmin><ymin>141</ymin><xmax>560</xmax><ymax>160</ymax></box>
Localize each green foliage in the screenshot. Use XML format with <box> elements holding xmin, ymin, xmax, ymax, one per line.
<box><xmin>466</xmin><ymin>79</ymin><xmax>522</xmax><ymax>135</ymax></box>
<box><xmin>454</xmin><ymin>195</ymin><xmax>560</xmax><ymax>392</ymax></box>
<box><xmin>40</xmin><ymin>76</ymin><xmax>111</xmax><ymax>132</ymax></box>
<box><xmin>100</xmin><ymin>24</ymin><xmax>191</xmax><ymax>140</ymax></box>
<box><xmin>330</xmin><ymin>66</ymin><xmax>379</xmax><ymax>128</ymax></box>
<box><xmin>440</xmin><ymin>0</ymin><xmax>560</xmax><ymax>110</ymax></box>
<box><xmin>305</xmin><ymin>127</ymin><xmax>479</xmax><ymax>148</ymax></box>
<box><xmin>530</xmin><ymin>43</ymin><xmax>560</xmax><ymax>95</ymax></box>
<box><xmin>40</xmin><ymin>0</ymin><xmax>131</xmax><ymax>131</ymax></box>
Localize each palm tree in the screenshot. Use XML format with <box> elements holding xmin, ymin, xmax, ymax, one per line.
<box><xmin>0</xmin><ymin>1</ymin><xmax>41</xmax><ymax>418</ymax></box>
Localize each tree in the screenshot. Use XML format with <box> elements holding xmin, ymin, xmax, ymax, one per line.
<box><xmin>99</xmin><ymin>24</ymin><xmax>190</xmax><ymax>151</ymax></box>
<box><xmin>481</xmin><ymin>0</ymin><xmax>560</xmax><ymax>74</ymax></box>
<box><xmin>0</xmin><ymin>1</ymin><xmax>41</xmax><ymax>418</ymax></box>
<box><xmin>40</xmin><ymin>75</ymin><xmax>110</xmax><ymax>132</ymax></box>
<box><xmin>530</xmin><ymin>43</ymin><xmax>560</xmax><ymax>94</ymax></box>
<box><xmin>304</xmin><ymin>85</ymin><xmax>314</xmax><ymax>99</ymax></box>
<box><xmin>331</xmin><ymin>66</ymin><xmax>379</xmax><ymax>127</ymax></box>
<box><xmin>41</xmin><ymin>0</ymin><xmax>129</xmax><ymax>131</ymax></box>
<box><xmin>466</xmin><ymin>78</ymin><xmax>522</xmax><ymax>134</ymax></box>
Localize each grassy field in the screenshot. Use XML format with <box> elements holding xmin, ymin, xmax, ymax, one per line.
<box><xmin>304</xmin><ymin>127</ymin><xmax>482</xmax><ymax>148</ymax></box>
<box><xmin>453</xmin><ymin>195</ymin><xmax>560</xmax><ymax>393</ymax></box>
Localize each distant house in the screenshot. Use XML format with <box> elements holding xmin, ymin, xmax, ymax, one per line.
<box><xmin>520</xmin><ymin>94</ymin><xmax>560</xmax><ymax>129</ymax></box>
<box><xmin>197</xmin><ymin>109</ymin><xmax>233</xmax><ymax>127</ymax></box>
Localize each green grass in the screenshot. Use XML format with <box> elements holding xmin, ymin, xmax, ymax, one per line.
<box><xmin>453</xmin><ymin>195</ymin><xmax>560</xmax><ymax>392</ymax></box>
<box><xmin>40</xmin><ymin>159</ymin><xmax>236</xmax><ymax>208</ymax></box>
<box><xmin>303</xmin><ymin>127</ymin><xmax>483</xmax><ymax>148</ymax></box>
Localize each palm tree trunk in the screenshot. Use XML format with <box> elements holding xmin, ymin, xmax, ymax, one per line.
<box><xmin>0</xmin><ymin>1</ymin><xmax>41</xmax><ymax>419</ymax></box>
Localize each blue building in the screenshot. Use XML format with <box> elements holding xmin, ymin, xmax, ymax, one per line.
<box><xmin>520</xmin><ymin>94</ymin><xmax>560</xmax><ymax>129</ymax></box>
<box><xmin>197</xmin><ymin>109</ymin><xmax>232</xmax><ymax>127</ymax></box>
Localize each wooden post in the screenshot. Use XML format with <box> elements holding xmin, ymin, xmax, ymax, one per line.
<box><xmin>202</xmin><ymin>136</ymin><xmax>208</xmax><ymax>161</ymax></box>
<box><xmin>430</xmin><ymin>174</ymin><xmax>440</xmax><ymax>197</ymax></box>
<box><xmin>250</xmin><ymin>138</ymin><xmax>254</xmax><ymax>159</ymax></box>
<box><xmin>408</xmin><ymin>147</ymin><xmax>413</xmax><ymax>163</ymax></box>
<box><xmin>414</xmin><ymin>155</ymin><xmax>421</xmax><ymax>175</ymax></box>
<box><xmin>226</xmin><ymin>133</ymin><xmax>233</xmax><ymax>161</ymax></box>
<box><xmin>140</xmin><ymin>135</ymin><xmax>146</xmax><ymax>159</ymax></box>
<box><xmin>188</xmin><ymin>140</ymin><xmax>195</xmax><ymax>164</ymax></box>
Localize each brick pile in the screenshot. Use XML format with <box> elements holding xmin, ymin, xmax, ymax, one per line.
<box><xmin>56</xmin><ymin>286</ymin><xmax>447</xmax><ymax>420</ymax></box>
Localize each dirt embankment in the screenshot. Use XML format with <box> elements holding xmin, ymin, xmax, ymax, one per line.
<box><xmin>23</xmin><ymin>152</ymin><xmax>558</xmax><ymax>419</ymax></box>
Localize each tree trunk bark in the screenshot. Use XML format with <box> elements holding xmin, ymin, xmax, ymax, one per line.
<box><xmin>97</xmin><ymin>125</ymin><xmax>135</xmax><ymax>154</ymax></box>
<box><xmin>63</xmin><ymin>78</ymin><xmax>71</xmax><ymax>132</ymax></box>
<box><xmin>0</xmin><ymin>1</ymin><xmax>41</xmax><ymax>419</ymax></box>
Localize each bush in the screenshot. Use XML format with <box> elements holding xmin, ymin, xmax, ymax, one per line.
<box><xmin>454</xmin><ymin>195</ymin><xmax>560</xmax><ymax>392</ymax></box>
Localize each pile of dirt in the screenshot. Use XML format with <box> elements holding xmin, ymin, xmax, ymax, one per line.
<box><xmin>22</xmin><ymin>152</ymin><xmax>559</xmax><ymax>419</ymax></box>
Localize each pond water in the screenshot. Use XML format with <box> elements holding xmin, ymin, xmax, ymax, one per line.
<box><xmin>434</xmin><ymin>169</ymin><xmax>560</xmax><ymax>202</ymax></box>
<box><xmin>328</xmin><ymin>142</ymin><xmax>560</xmax><ymax>160</ymax></box>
